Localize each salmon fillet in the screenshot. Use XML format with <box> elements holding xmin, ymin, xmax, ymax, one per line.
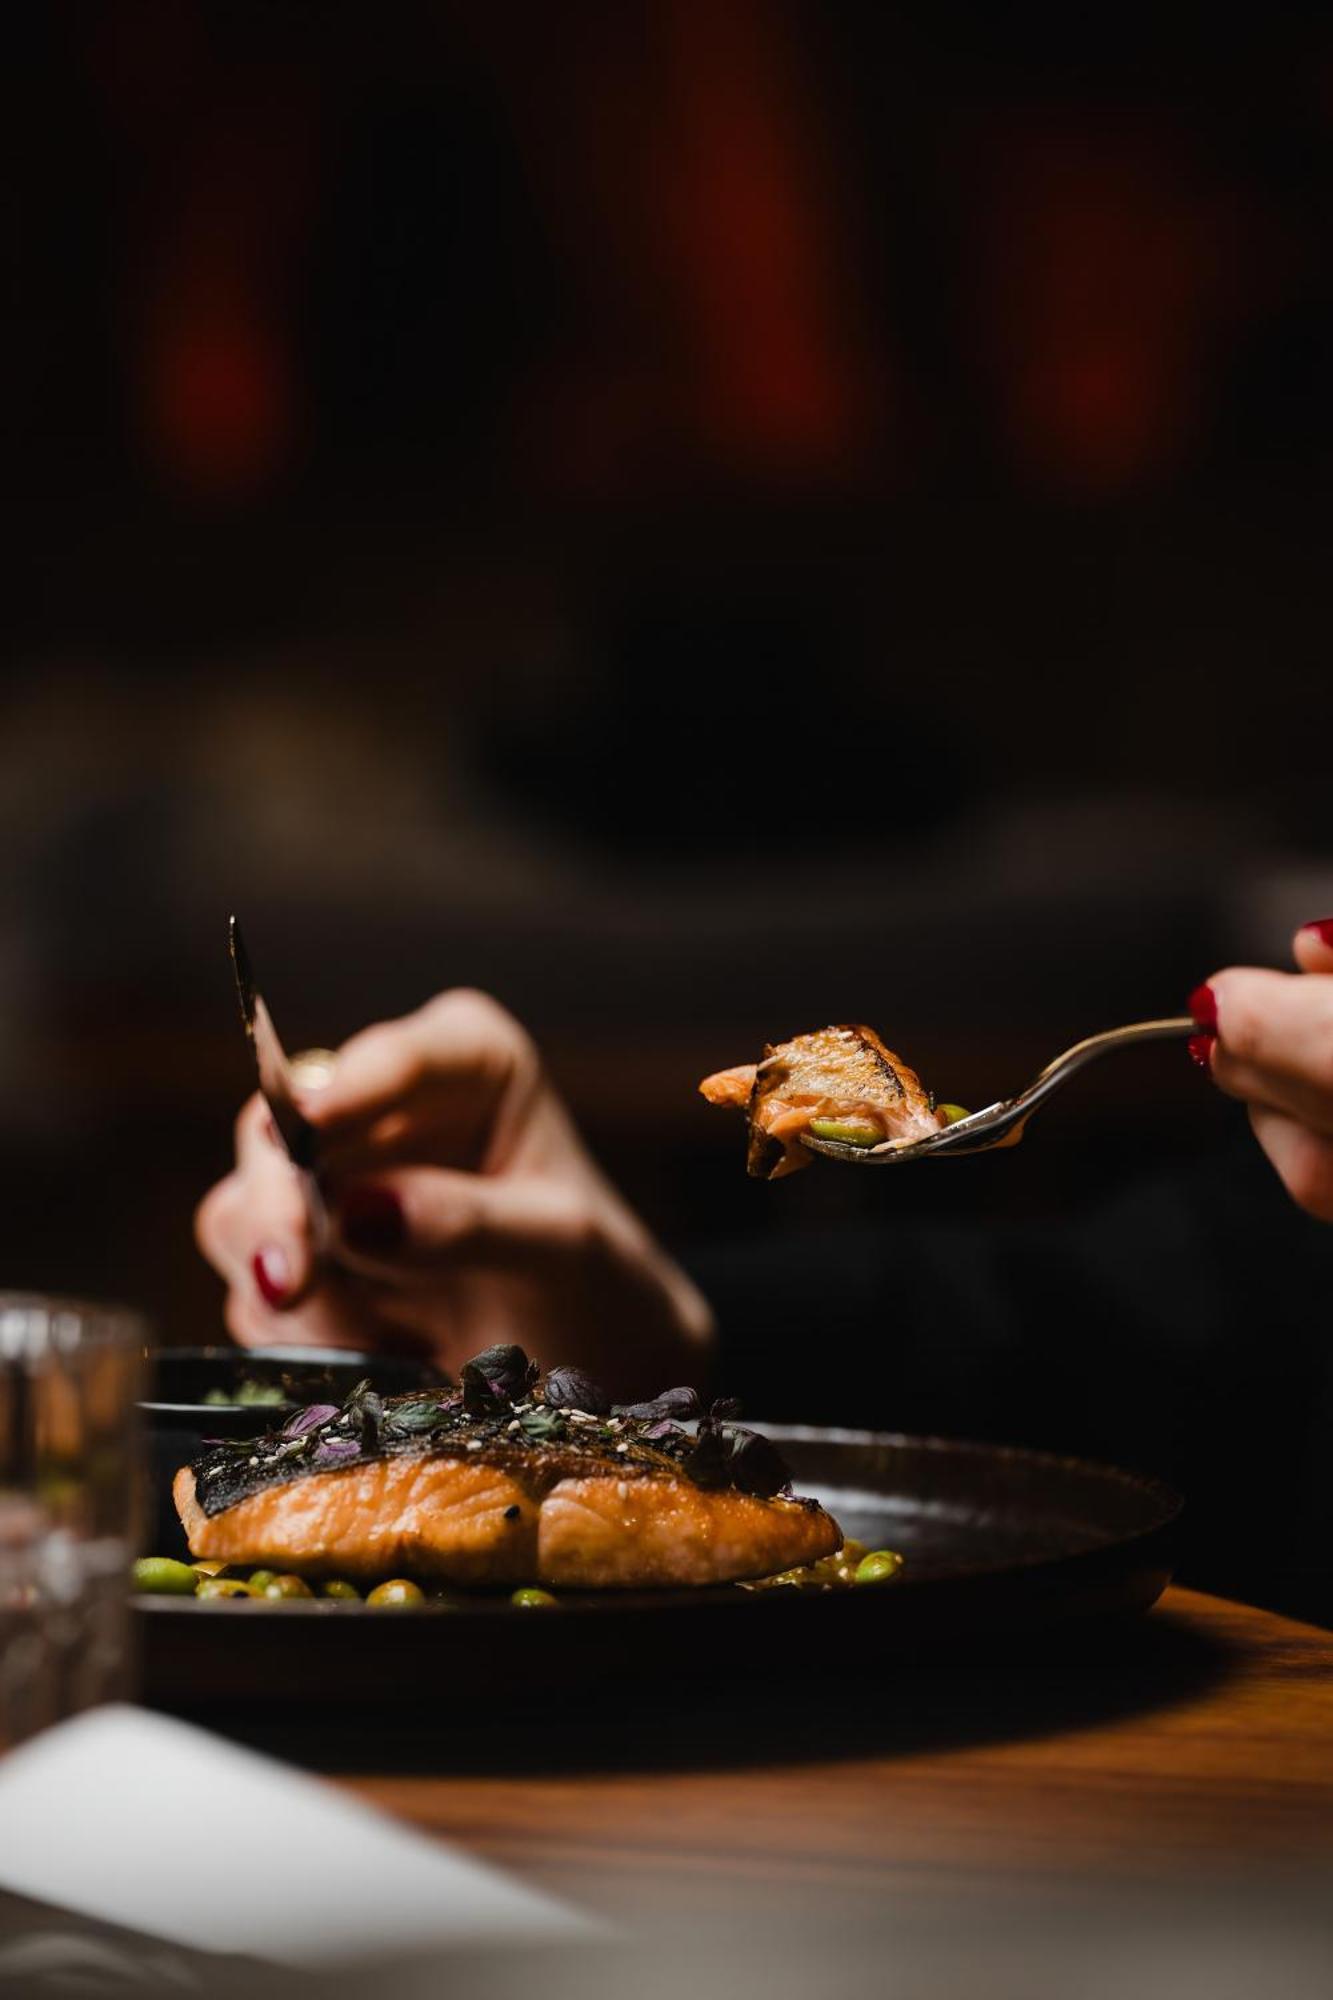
<box><xmin>701</xmin><ymin>1023</ymin><xmax>943</xmax><ymax>1178</ymax></box>
<box><xmin>175</xmin><ymin>1348</ymin><xmax>840</xmax><ymax>1589</ymax></box>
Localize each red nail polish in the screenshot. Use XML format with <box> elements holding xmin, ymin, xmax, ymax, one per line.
<box><xmin>1299</xmin><ymin>917</ymin><xmax>1333</xmax><ymax>948</ymax></box>
<box><xmin>339</xmin><ymin>1185</ymin><xmax>405</xmax><ymax>1256</ymax></box>
<box><xmin>1187</xmin><ymin>1033</ymin><xmax>1215</xmax><ymax>1072</ymax></box>
<box><xmin>252</xmin><ymin>1245</ymin><xmax>291</xmax><ymax>1309</ymax></box>
<box><xmin>1187</xmin><ymin>982</ymin><xmax>1218</xmax><ymax>1031</ymax></box>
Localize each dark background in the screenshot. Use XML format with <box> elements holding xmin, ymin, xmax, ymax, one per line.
<box><xmin>4</xmin><ymin>5</ymin><xmax>1333</xmax><ymax>1617</ymax></box>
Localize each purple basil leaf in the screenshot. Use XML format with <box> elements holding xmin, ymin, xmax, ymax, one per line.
<box><xmin>613</xmin><ymin>1386</ymin><xmax>701</xmax><ymax>1423</ymax></box>
<box><xmin>282</xmin><ymin>1402</ymin><xmax>340</xmax><ymax>1438</ymax></box>
<box><xmin>467</xmin><ymin>1343</ymin><xmax>538</xmax><ymax>1402</ymax></box>
<box><xmin>687</xmin><ymin>1421</ymin><xmax>789</xmax><ymax>1498</ymax></box>
<box><xmin>542</xmin><ymin>1367</ymin><xmax>611</xmax><ymax>1415</ymax></box>
<box><xmin>313</xmin><ymin>1436</ymin><xmax>361</xmax><ymax>1468</ymax></box>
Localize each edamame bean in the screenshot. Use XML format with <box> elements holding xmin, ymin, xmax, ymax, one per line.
<box><xmin>937</xmin><ymin>1104</ymin><xmax>971</xmax><ymax>1125</ymax></box>
<box><xmin>197</xmin><ymin>1576</ymin><xmax>258</xmax><ymax>1600</ymax></box>
<box><xmin>808</xmin><ymin>1118</ymin><xmax>881</xmax><ymax>1147</ymax></box>
<box><xmin>262</xmin><ymin>1574</ymin><xmax>314</xmax><ymax>1600</ymax></box>
<box><xmin>366</xmin><ymin>1579</ymin><xmax>425</xmax><ymax>1608</ymax></box>
<box><xmin>132</xmin><ymin>1557</ymin><xmax>199</xmax><ymax>1596</ymax></box>
<box><xmin>320</xmin><ymin>1579</ymin><xmax>361</xmax><ymax>1600</ymax></box>
<box><xmin>853</xmin><ymin>1549</ymin><xmax>904</xmax><ymax>1585</ymax></box>
<box><xmin>248</xmin><ymin>1569</ymin><xmax>278</xmax><ymax>1592</ymax></box>
<box><xmin>510</xmin><ymin>1587</ymin><xmax>557</xmax><ymax>1609</ymax></box>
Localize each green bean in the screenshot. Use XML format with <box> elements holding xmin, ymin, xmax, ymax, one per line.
<box><xmin>510</xmin><ymin>1587</ymin><xmax>557</xmax><ymax>1609</ymax></box>
<box><xmin>853</xmin><ymin>1549</ymin><xmax>904</xmax><ymax>1586</ymax></box>
<box><xmin>366</xmin><ymin>1578</ymin><xmax>425</xmax><ymax>1608</ymax></box>
<box><xmin>132</xmin><ymin>1557</ymin><xmax>200</xmax><ymax>1596</ymax></box>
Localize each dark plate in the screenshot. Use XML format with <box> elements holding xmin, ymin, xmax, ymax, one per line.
<box><xmin>137</xmin><ymin>1426</ymin><xmax>1182</xmax><ymax>1707</ymax></box>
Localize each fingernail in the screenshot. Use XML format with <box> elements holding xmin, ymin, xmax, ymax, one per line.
<box><xmin>1298</xmin><ymin>917</ymin><xmax>1333</xmax><ymax>947</ymax></box>
<box><xmin>1187</xmin><ymin>1033</ymin><xmax>1215</xmax><ymax>1073</ymax></box>
<box><xmin>252</xmin><ymin>1244</ymin><xmax>292</xmax><ymax>1309</ymax></box>
<box><xmin>339</xmin><ymin>1185</ymin><xmax>405</xmax><ymax>1256</ymax></box>
<box><xmin>1187</xmin><ymin>981</ymin><xmax>1218</xmax><ymax>1031</ymax></box>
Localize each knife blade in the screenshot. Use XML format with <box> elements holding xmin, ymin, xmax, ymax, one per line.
<box><xmin>228</xmin><ymin>915</ymin><xmax>327</xmax><ymax>1241</ymax></box>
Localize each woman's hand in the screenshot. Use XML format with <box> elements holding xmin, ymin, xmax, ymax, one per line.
<box><xmin>194</xmin><ymin>989</ymin><xmax>714</xmax><ymax>1395</ymax></box>
<box><xmin>1193</xmin><ymin>919</ymin><xmax>1333</xmax><ymax>1222</ymax></box>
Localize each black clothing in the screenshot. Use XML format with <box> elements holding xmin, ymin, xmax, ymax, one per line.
<box><xmin>689</xmin><ymin>1140</ymin><xmax>1333</xmax><ymax>1628</ymax></box>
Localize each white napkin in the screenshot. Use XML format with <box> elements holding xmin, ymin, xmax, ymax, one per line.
<box><xmin>0</xmin><ymin>1705</ymin><xmax>594</xmax><ymax>1967</ymax></box>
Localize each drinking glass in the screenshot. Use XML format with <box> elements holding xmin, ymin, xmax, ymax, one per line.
<box><xmin>0</xmin><ymin>1295</ymin><xmax>144</xmax><ymax>1750</ymax></box>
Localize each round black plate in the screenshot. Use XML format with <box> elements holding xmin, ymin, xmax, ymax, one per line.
<box><xmin>137</xmin><ymin>1427</ymin><xmax>1182</xmax><ymax>1708</ymax></box>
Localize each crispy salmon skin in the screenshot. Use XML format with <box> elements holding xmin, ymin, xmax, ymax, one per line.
<box><xmin>700</xmin><ymin>1023</ymin><xmax>943</xmax><ymax>1177</ymax></box>
<box><xmin>175</xmin><ymin>1347</ymin><xmax>840</xmax><ymax>1589</ymax></box>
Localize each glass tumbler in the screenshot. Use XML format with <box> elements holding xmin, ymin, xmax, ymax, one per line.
<box><xmin>0</xmin><ymin>1295</ymin><xmax>144</xmax><ymax>1751</ymax></box>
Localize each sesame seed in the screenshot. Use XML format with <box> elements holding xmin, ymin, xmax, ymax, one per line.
<box><xmin>507</xmin><ymin>1419</ymin><xmax>521</xmax><ymax>1432</ymax></box>
<box><xmin>466</xmin><ymin>1439</ymin><xmax>483</xmax><ymax>1451</ymax></box>
<box><xmin>615</xmin><ymin>1442</ymin><xmax>629</xmax><ymax>1454</ymax></box>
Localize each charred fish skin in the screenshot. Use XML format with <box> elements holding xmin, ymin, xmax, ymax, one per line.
<box><xmin>174</xmin><ymin>1345</ymin><xmax>841</xmax><ymax>1590</ymax></box>
<box><xmin>187</xmin><ymin>1363</ymin><xmax>789</xmax><ymax>1519</ymax></box>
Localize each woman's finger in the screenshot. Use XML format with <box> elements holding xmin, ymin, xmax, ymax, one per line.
<box><xmin>307</xmin><ymin>991</ymin><xmax>539</xmax><ymax>1171</ymax></box>
<box><xmin>1292</xmin><ymin>919</ymin><xmax>1333</xmax><ymax>976</ymax></box>
<box><xmin>1247</xmin><ymin>1103</ymin><xmax>1333</xmax><ymax>1223</ymax></box>
<box><xmin>221</xmin><ymin>1266</ymin><xmax>391</xmax><ymax>1354</ymax></box>
<box><xmin>195</xmin><ymin>1094</ymin><xmax>320</xmax><ymax>1311</ymax></box>
<box><xmin>326</xmin><ymin>1166</ymin><xmax>596</xmax><ymax>1284</ymax></box>
<box><xmin>1208</xmin><ymin>1045</ymin><xmax>1333</xmax><ymax>1139</ymax></box>
<box><xmin>1201</xmin><ymin>968</ymin><xmax>1333</xmax><ymax>1097</ymax></box>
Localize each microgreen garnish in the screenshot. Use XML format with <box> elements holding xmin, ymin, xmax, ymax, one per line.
<box><xmin>518</xmin><ymin>1407</ymin><xmax>567</xmax><ymax>1443</ymax></box>
<box><xmin>386</xmin><ymin>1397</ymin><xmax>451</xmax><ymax>1438</ymax></box>
<box><xmin>312</xmin><ymin>1436</ymin><xmax>361</xmax><ymax>1469</ymax></box>
<box><xmin>612</xmin><ymin>1387</ymin><xmax>701</xmax><ymax>1423</ymax></box>
<box><xmin>281</xmin><ymin>1402</ymin><xmax>339</xmax><ymax>1438</ymax></box>
<box><xmin>192</xmin><ymin>1343</ymin><xmax>792</xmax><ymax>1516</ymax></box>
<box><xmin>686</xmin><ymin>1408</ymin><xmax>792</xmax><ymax>1499</ymax></box>
<box><xmin>542</xmin><ymin>1367</ymin><xmax>611</xmax><ymax>1415</ymax></box>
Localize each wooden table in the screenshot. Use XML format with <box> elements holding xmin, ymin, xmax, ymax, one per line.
<box><xmin>266</xmin><ymin>1588</ymin><xmax>1333</xmax><ymax>1927</ymax></box>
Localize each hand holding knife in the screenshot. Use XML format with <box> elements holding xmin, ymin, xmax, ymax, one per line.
<box><xmin>227</xmin><ymin>915</ymin><xmax>330</xmax><ymax>1251</ymax></box>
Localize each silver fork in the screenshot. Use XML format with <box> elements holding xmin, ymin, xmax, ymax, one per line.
<box><xmin>799</xmin><ymin>1017</ymin><xmax>1197</xmax><ymax>1165</ymax></box>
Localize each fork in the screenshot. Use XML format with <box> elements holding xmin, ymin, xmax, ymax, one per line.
<box><xmin>799</xmin><ymin>1017</ymin><xmax>1197</xmax><ymax>1166</ymax></box>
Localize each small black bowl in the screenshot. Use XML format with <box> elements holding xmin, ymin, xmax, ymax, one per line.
<box><xmin>140</xmin><ymin>1345</ymin><xmax>447</xmax><ymax>1559</ymax></box>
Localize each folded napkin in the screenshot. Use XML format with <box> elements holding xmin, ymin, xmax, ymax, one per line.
<box><xmin>0</xmin><ymin>1705</ymin><xmax>592</xmax><ymax>1968</ymax></box>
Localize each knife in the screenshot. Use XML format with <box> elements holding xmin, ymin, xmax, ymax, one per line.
<box><xmin>228</xmin><ymin>914</ymin><xmax>328</xmax><ymax>1243</ymax></box>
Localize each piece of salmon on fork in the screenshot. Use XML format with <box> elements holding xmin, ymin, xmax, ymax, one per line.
<box><xmin>701</xmin><ymin>1024</ymin><xmax>944</xmax><ymax>1178</ymax></box>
